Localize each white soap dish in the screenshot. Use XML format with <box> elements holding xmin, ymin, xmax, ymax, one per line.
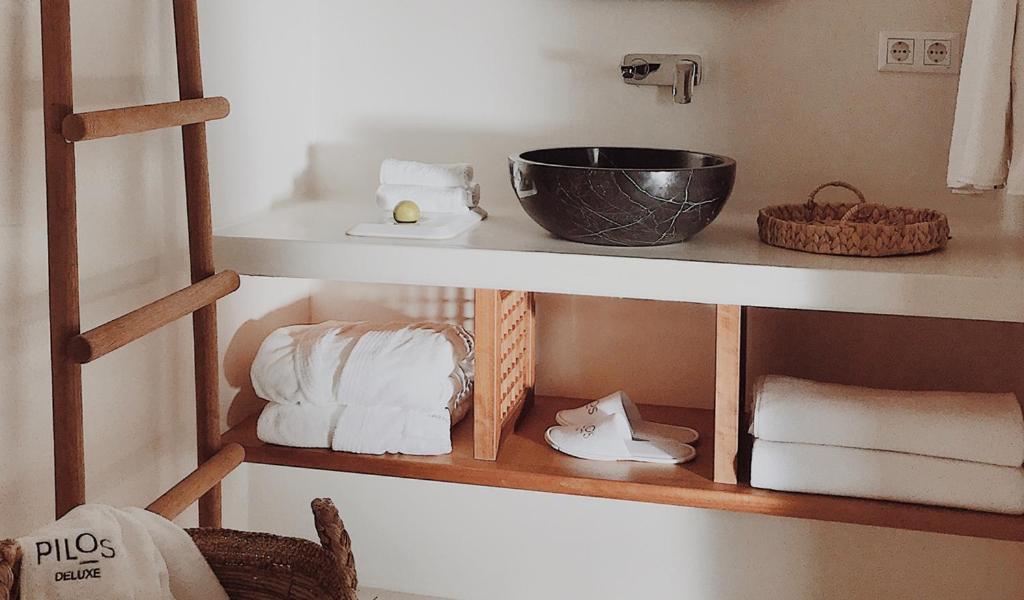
<box><xmin>346</xmin><ymin>208</ymin><xmax>487</xmax><ymax>240</ymax></box>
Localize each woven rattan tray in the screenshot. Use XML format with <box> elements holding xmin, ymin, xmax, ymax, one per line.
<box><xmin>757</xmin><ymin>181</ymin><xmax>950</xmax><ymax>257</ymax></box>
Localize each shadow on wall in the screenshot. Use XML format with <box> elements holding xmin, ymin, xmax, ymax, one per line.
<box><xmin>0</xmin><ymin>0</ymin><xmax>198</xmax><ymax>532</ymax></box>
<box><xmin>0</xmin><ymin>0</ymin><xmax>45</xmax><ymax>529</ymax></box>
<box><xmin>304</xmin><ymin>123</ymin><xmax>602</xmax><ymax>206</ymax></box>
<box><xmin>222</xmin><ymin>299</ymin><xmax>311</xmax><ymax>428</ymax></box>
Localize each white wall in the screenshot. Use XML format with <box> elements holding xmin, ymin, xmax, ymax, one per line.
<box><xmin>0</xmin><ymin>0</ymin><xmax>318</xmax><ymax>535</ymax></box>
<box><xmin>4</xmin><ymin>1</ymin><xmax>1024</xmax><ymax>599</ymax></box>
<box><xmin>232</xmin><ymin>1</ymin><xmax>1024</xmax><ymax>598</ymax></box>
<box><xmin>0</xmin><ymin>0</ymin><xmax>194</xmax><ymax>534</ymax></box>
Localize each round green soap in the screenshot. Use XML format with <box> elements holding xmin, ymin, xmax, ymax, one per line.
<box><xmin>393</xmin><ymin>200</ymin><xmax>421</xmax><ymax>224</ymax></box>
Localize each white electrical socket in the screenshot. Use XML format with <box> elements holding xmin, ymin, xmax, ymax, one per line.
<box><xmin>886</xmin><ymin>38</ymin><xmax>915</xmax><ymax>65</ymax></box>
<box><xmin>923</xmin><ymin>38</ymin><xmax>952</xmax><ymax>66</ymax></box>
<box><xmin>878</xmin><ymin>31</ymin><xmax>960</xmax><ymax>74</ymax></box>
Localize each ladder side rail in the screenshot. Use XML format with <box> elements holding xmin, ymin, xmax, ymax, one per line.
<box><xmin>41</xmin><ymin>0</ymin><xmax>85</xmax><ymax>519</ymax></box>
<box><xmin>172</xmin><ymin>0</ymin><xmax>223</xmax><ymax>529</ymax></box>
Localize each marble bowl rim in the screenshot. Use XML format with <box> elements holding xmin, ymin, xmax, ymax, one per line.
<box><xmin>509</xmin><ymin>146</ymin><xmax>737</xmax><ymax>172</ymax></box>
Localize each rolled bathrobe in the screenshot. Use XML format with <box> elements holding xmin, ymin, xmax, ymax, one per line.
<box><xmin>750</xmin><ymin>439</ymin><xmax>1024</xmax><ymax>515</ymax></box>
<box><xmin>256</xmin><ymin>403</ymin><xmax>343</xmax><ymax>449</ymax></box>
<box><xmin>252</xmin><ymin>321</ymin><xmax>474</xmax><ymax>455</ymax></box>
<box><xmin>376</xmin><ymin>183</ymin><xmax>480</xmax><ymax>213</ymax></box>
<box><xmin>380</xmin><ymin>158</ymin><xmax>474</xmax><ymax>188</ymax></box>
<box><xmin>751</xmin><ymin>375</ymin><xmax>1024</xmax><ymax>467</ymax></box>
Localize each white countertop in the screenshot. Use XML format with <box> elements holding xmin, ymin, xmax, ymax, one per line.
<box><xmin>214</xmin><ymin>196</ymin><xmax>1024</xmax><ymax>322</ymax></box>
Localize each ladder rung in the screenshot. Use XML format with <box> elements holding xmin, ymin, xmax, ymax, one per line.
<box><xmin>62</xmin><ymin>97</ymin><xmax>230</xmax><ymax>142</ymax></box>
<box><xmin>147</xmin><ymin>443</ymin><xmax>245</xmax><ymax>520</ymax></box>
<box><xmin>69</xmin><ymin>270</ymin><xmax>240</xmax><ymax>364</ymax></box>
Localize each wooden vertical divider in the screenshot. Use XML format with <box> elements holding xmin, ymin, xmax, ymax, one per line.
<box><xmin>172</xmin><ymin>0</ymin><xmax>222</xmax><ymax>528</ymax></box>
<box><xmin>41</xmin><ymin>0</ymin><xmax>86</xmax><ymax>519</ymax></box>
<box><xmin>473</xmin><ymin>290</ymin><xmax>502</xmax><ymax>460</ymax></box>
<box><xmin>714</xmin><ymin>305</ymin><xmax>744</xmax><ymax>485</ymax></box>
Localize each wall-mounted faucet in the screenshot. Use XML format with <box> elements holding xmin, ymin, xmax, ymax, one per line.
<box><xmin>621</xmin><ymin>54</ymin><xmax>703</xmax><ymax>104</ymax></box>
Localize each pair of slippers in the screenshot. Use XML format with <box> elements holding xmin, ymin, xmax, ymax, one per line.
<box><xmin>544</xmin><ymin>392</ymin><xmax>698</xmax><ymax>464</ymax></box>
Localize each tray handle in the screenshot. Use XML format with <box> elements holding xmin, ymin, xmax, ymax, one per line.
<box><xmin>805</xmin><ymin>181</ymin><xmax>867</xmax><ymax>208</ymax></box>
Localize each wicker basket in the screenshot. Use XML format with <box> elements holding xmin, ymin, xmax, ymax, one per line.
<box><xmin>0</xmin><ymin>499</ymin><xmax>357</xmax><ymax>600</ymax></box>
<box><xmin>757</xmin><ymin>181</ymin><xmax>950</xmax><ymax>257</ymax></box>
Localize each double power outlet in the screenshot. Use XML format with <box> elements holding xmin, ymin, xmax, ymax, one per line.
<box><xmin>877</xmin><ymin>31</ymin><xmax>961</xmax><ymax>74</ymax></box>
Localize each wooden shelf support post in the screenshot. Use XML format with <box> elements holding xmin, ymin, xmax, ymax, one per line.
<box><xmin>714</xmin><ymin>304</ymin><xmax>744</xmax><ymax>485</ymax></box>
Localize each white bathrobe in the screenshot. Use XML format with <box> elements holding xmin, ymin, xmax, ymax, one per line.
<box><xmin>252</xmin><ymin>321</ymin><xmax>474</xmax><ymax>455</ymax></box>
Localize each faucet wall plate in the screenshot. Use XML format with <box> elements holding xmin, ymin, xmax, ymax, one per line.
<box><xmin>621</xmin><ymin>54</ymin><xmax>704</xmax><ymax>87</ymax></box>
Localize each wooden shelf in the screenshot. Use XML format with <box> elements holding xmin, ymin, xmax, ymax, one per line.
<box><xmin>224</xmin><ymin>396</ymin><xmax>1024</xmax><ymax>542</ymax></box>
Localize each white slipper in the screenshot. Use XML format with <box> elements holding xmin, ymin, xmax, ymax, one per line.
<box><xmin>545</xmin><ymin>412</ymin><xmax>697</xmax><ymax>464</ymax></box>
<box><xmin>555</xmin><ymin>391</ymin><xmax>700</xmax><ymax>445</ymax></box>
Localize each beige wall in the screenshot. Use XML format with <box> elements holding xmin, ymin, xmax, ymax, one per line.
<box><xmin>0</xmin><ymin>0</ymin><xmax>193</xmax><ymax>534</ymax></box>
<box><xmin>261</xmin><ymin>1</ymin><xmax>1024</xmax><ymax>598</ymax></box>
<box><xmin>4</xmin><ymin>1</ymin><xmax>1024</xmax><ymax>599</ymax></box>
<box><xmin>0</xmin><ymin>0</ymin><xmax>319</xmax><ymax>535</ymax></box>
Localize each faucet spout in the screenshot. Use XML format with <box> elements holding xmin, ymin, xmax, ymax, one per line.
<box><xmin>673</xmin><ymin>59</ymin><xmax>701</xmax><ymax>104</ymax></box>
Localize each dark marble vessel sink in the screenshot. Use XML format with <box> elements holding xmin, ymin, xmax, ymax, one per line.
<box><xmin>509</xmin><ymin>147</ymin><xmax>736</xmax><ymax>246</ymax></box>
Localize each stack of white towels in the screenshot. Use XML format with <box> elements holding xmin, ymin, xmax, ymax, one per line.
<box><xmin>252</xmin><ymin>321</ymin><xmax>474</xmax><ymax>456</ymax></box>
<box><xmin>750</xmin><ymin>375</ymin><xmax>1024</xmax><ymax>514</ymax></box>
<box><xmin>376</xmin><ymin>159</ymin><xmax>480</xmax><ymax>213</ymax></box>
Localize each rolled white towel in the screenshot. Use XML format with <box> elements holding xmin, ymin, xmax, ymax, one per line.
<box><xmin>376</xmin><ymin>183</ymin><xmax>480</xmax><ymax>213</ymax></box>
<box><xmin>332</xmin><ymin>404</ymin><xmax>454</xmax><ymax>455</ymax></box>
<box><xmin>751</xmin><ymin>375</ymin><xmax>1024</xmax><ymax>467</ymax></box>
<box><xmin>256</xmin><ymin>402</ymin><xmax>343</xmax><ymax>448</ymax></box>
<box><xmin>380</xmin><ymin>159</ymin><xmax>474</xmax><ymax>188</ymax></box>
<box><xmin>750</xmin><ymin>439</ymin><xmax>1024</xmax><ymax>515</ymax></box>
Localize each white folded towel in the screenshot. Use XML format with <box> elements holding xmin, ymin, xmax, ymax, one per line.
<box><xmin>751</xmin><ymin>375</ymin><xmax>1024</xmax><ymax>467</ymax></box>
<box><xmin>947</xmin><ymin>0</ymin><xmax>1024</xmax><ymax>194</ymax></box>
<box><xmin>17</xmin><ymin>505</ymin><xmax>227</xmax><ymax>600</ymax></box>
<box><xmin>376</xmin><ymin>183</ymin><xmax>480</xmax><ymax>213</ymax></box>
<box><xmin>332</xmin><ymin>404</ymin><xmax>454</xmax><ymax>455</ymax></box>
<box><xmin>257</xmin><ymin>402</ymin><xmax>343</xmax><ymax>448</ymax></box>
<box><xmin>750</xmin><ymin>439</ymin><xmax>1024</xmax><ymax>514</ymax></box>
<box><xmin>380</xmin><ymin>159</ymin><xmax>474</xmax><ymax>188</ymax></box>
<box><xmin>257</xmin><ymin>401</ymin><xmax>455</xmax><ymax>455</ymax></box>
<box><xmin>253</xmin><ymin>321</ymin><xmax>473</xmax><ymax>455</ymax></box>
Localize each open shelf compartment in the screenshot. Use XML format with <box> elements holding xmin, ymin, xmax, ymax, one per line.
<box><xmin>223</xmin><ymin>394</ymin><xmax>1024</xmax><ymax>542</ymax></box>
<box><xmin>221</xmin><ymin>291</ymin><xmax>1024</xmax><ymax>542</ymax></box>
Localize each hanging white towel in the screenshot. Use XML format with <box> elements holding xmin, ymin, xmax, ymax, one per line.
<box><xmin>750</xmin><ymin>439</ymin><xmax>1024</xmax><ymax>514</ymax></box>
<box><xmin>16</xmin><ymin>505</ymin><xmax>227</xmax><ymax>600</ymax></box>
<box><xmin>750</xmin><ymin>376</ymin><xmax>1024</xmax><ymax>467</ymax></box>
<box><xmin>380</xmin><ymin>159</ymin><xmax>475</xmax><ymax>188</ymax></box>
<box><xmin>947</xmin><ymin>0</ymin><xmax>1024</xmax><ymax>194</ymax></box>
<box><xmin>376</xmin><ymin>183</ymin><xmax>480</xmax><ymax>213</ymax></box>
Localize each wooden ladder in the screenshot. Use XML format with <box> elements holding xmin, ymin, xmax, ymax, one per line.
<box><xmin>41</xmin><ymin>0</ymin><xmax>241</xmax><ymax>527</ymax></box>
